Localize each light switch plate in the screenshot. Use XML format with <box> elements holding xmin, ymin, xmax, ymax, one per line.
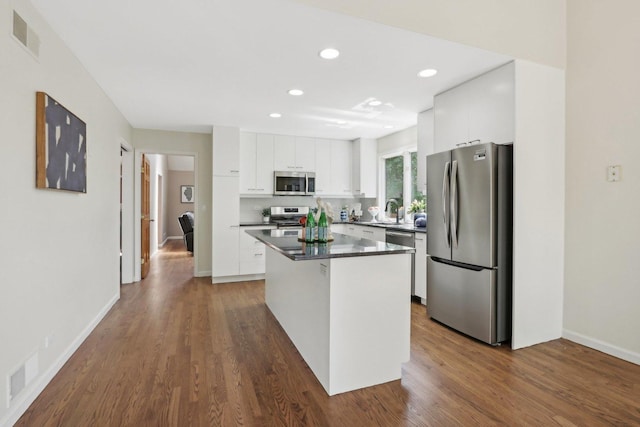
<box><xmin>607</xmin><ymin>165</ymin><xmax>621</xmax><ymax>182</ymax></box>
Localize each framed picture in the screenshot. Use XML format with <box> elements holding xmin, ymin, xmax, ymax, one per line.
<box><xmin>181</xmin><ymin>185</ymin><xmax>194</xmax><ymax>203</ymax></box>
<box><xmin>36</xmin><ymin>92</ymin><xmax>87</xmax><ymax>193</ymax></box>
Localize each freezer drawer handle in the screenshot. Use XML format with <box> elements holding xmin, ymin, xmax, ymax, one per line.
<box><xmin>451</xmin><ymin>160</ymin><xmax>459</xmax><ymax>248</ymax></box>
<box><xmin>442</xmin><ymin>161</ymin><xmax>451</xmax><ymax>248</ymax></box>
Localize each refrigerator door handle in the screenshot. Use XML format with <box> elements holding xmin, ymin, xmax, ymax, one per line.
<box><xmin>451</xmin><ymin>160</ymin><xmax>458</xmax><ymax>248</ymax></box>
<box><xmin>442</xmin><ymin>161</ymin><xmax>451</xmax><ymax>248</ymax></box>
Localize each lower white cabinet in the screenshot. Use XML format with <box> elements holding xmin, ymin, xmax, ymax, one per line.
<box><xmin>359</xmin><ymin>226</ymin><xmax>385</xmax><ymax>242</ymax></box>
<box><xmin>331</xmin><ymin>223</ymin><xmax>385</xmax><ymax>242</ymax></box>
<box><xmin>414</xmin><ymin>233</ymin><xmax>427</xmax><ymax>302</ymax></box>
<box><xmin>212</xmin><ymin>176</ymin><xmax>240</xmax><ymax>279</ymax></box>
<box><xmin>239</xmin><ymin>226</ymin><xmax>274</xmax><ymax>275</ymax></box>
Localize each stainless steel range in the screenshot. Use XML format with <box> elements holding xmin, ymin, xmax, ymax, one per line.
<box><xmin>270</xmin><ymin>206</ymin><xmax>309</xmax><ymax>229</ymax></box>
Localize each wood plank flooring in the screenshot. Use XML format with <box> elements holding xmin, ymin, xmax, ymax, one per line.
<box><xmin>16</xmin><ymin>240</ymin><xmax>640</xmax><ymax>426</ymax></box>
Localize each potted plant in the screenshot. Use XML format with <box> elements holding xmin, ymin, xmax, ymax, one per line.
<box><xmin>407</xmin><ymin>198</ymin><xmax>426</xmax><ymax>223</ymax></box>
<box><xmin>261</xmin><ymin>207</ymin><xmax>271</xmax><ymax>223</ymax></box>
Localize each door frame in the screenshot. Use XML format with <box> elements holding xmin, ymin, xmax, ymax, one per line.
<box><xmin>133</xmin><ymin>149</ymin><xmax>199</xmax><ymax>281</ymax></box>
<box><xmin>120</xmin><ymin>140</ymin><xmax>135</xmax><ymax>284</ymax></box>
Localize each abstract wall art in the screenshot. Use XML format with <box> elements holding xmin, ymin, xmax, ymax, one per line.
<box><xmin>36</xmin><ymin>92</ymin><xmax>87</xmax><ymax>193</ymax></box>
<box><xmin>181</xmin><ymin>185</ymin><xmax>194</xmax><ymax>203</ymax></box>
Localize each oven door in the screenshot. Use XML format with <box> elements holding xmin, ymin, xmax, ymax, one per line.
<box><xmin>274</xmin><ymin>171</ymin><xmax>307</xmax><ymax>195</ymax></box>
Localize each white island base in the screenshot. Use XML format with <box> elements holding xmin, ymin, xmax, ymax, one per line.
<box><xmin>265</xmin><ymin>247</ymin><xmax>411</xmax><ymax>396</ymax></box>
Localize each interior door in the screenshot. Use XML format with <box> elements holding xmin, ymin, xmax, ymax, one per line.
<box><xmin>141</xmin><ymin>154</ymin><xmax>151</xmax><ymax>279</ymax></box>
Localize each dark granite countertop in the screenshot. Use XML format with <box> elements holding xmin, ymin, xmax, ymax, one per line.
<box><xmin>246</xmin><ymin>229</ymin><xmax>415</xmax><ymax>261</ymax></box>
<box><xmin>333</xmin><ymin>221</ymin><xmax>426</xmax><ymax>233</ymax></box>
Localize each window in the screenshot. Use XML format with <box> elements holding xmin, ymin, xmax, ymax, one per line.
<box><xmin>381</xmin><ymin>151</ymin><xmax>423</xmax><ymax>217</ymax></box>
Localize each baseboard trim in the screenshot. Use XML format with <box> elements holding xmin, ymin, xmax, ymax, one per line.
<box><xmin>563</xmin><ymin>329</ymin><xmax>640</xmax><ymax>366</ymax></box>
<box><xmin>1</xmin><ymin>293</ymin><xmax>120</xmax><ymax>427</ymax></box>
<box><xmin>212</xmin><ymin>274</ymin><xmax>265</xmax><ymax>284</ymax></box>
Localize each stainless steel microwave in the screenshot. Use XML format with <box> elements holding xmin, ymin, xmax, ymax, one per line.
<box><xmin>273</xmin><ymin>171</ymin><xmax>315</xmax><ymax>196</ymax></box>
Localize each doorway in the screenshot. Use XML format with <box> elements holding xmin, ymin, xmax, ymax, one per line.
<box><xmin>133</xmin><ymin>151</ymin><xmax>197</xmax><ymax>281</ymax></box>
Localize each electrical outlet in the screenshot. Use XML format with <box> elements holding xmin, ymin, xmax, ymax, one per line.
<box><xmin>607</xmin><ymin>165</ymin><xmax>621</xmax><ymax>182</ymax></box>
<box><xmin>44</xmin><ymin>333</ymin><xmax>54</xmax><ymax>349</ymax></box>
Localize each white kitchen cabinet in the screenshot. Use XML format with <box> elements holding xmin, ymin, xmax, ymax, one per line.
<box><xmin>294</xmin><ymin>137</ymin><xmax>316</xmax><ymax>171</ymax></box>
<box><xmin>212</xmin><ymin>176</ymin><xmax>240</xmax><ymax>280</ymax></box>
<box><xmin>416</xmin><ymin>110</ymin><xmax>434</xmax><ymax>197</ymax></box>
<box><xmin>239</xmin><ymin>225</ymin><xmax>274</xmax><ymax>275</ymax></box>
<box><xmin>273</xmin><ymin>135</ymin><xmax>316</xmax><ymax>172</ymax></box>
<box><xmin>213</xmin><ymin>126</ymin><xmax>240</xmax><ymax>176</ymax></box>
<box><xmin>434</xmin><ymin>62</ymin><xmax>514</xmax><ymax>153</ymax></box>
<box><xmin>314</xmin><ymin>140</ymin><xmax>332</xmax><ymax>194</ymax></box>
<box><xmin>315</xmin><ymin>139</ymin><xmax>352</xmax><ymax>197</ymax></box>
<box><xmin>331</xmin><ymin>140</ymin><xmax>352</xmax><ymax>196</ymax></box>
<box><xmin>358</xmin><ymin>225</ymin><xmax>385</xmax><ymax>242</ymax></box>
<box><xmin>434</xmin><ymin>86</ymin><xmax>469</xmax><ymax>152</ymax></box>
<box><xmin>330</xmin><ymin>223</ymin><xmax>347</xmax><ymax>235</ymax></box>
<box><xmin>239</xmin><ymin>132</ymin><xmax>274</xmax><ymax>195</ymax></box>
<box><xmin>414</xmin><ymin>233</ymin><xmax>427</xmax><ymax>303</ymax></box>
<box><xmin>352</xmin><ymin>138</ymin><xmax>377</xmax><ymax>197</ymax></box>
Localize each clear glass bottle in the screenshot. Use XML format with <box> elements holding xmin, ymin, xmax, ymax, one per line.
<box><xmin>305</xmin><ymin>210</ymin><xmax>316</xmax><ymax>243</ymax></box>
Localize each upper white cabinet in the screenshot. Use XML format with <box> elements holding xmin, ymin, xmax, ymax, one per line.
<box><xmin>315</xmin><ymin>139</ymin><xmax>352</xmax><ymax>197</ymax></box>
<box><xmin>434</xmin><ymin>62</ymin><xmax>515</xmax><ymax>153</ymax></box>
<box><xmin>416</xmin><ymin>110</ymin><xmax>434</xmax><ymax>196</ymax></box>
<box><xmin>273</xmin><ymin>135</ymin><xmax>316</xmax><ymax>172</ymax></box>
<box><xmin>213</xmin><ymin>126</ymin><xmax>240</xmax><ymax>176</ymax></box>
<box><xmin>239</xmin><ymin>132</ymin><xmax>274</xmax><ymax>195</ymax></box>
<box><xmin>352</xmin><ymin>138</ymin><xmax>377</xmax><ymax>197</ymax></box>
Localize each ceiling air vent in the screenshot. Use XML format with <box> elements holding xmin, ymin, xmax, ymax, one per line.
<box><xmin>12</xmin><ymin>10</ymin><xmax>40</xmax><ymax>58</ymax></box>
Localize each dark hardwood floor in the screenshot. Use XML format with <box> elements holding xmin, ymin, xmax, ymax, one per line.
<box><xmin>16</xmin><ymin>240</ymin><xmax>640</xmax><ymax>426</ymax></box>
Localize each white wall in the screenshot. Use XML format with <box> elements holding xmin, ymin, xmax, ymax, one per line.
<box><xmin>511</xmin><ymin>60</ymin><xmax>566</xmax><ymax>349</ymax></box>
<box><xmin>563</xmin><ymin>0</ymin><xmax>640</xmax><ymax>363</ymax></box>
<box><xmin>132</xmin><ymin>129</ymin><xmax>212</xmax><ymax>277</ymax></box>
<box><xmin>0</xmin><ymin>0</ymin><xmax>132</xmax><ymax>424</ymax></box>
<box><xmin>290</xmin><ymin>0</ymin><xmax>566</xmax><ymax>69</ymax></box>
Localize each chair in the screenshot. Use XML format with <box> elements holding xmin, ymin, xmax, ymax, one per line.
<box><xmin>178</xmin><ymin>213</ymin><xmax>194</xmax><ymax>253</ymax></box>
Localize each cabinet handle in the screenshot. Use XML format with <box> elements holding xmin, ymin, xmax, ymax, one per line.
<box><xmin>230</xmin><ymin>170</ymin><xmax>239</xmax><ymax>173</ymax></box>
<box><xmin>254</xmin><ymin>253</ymin><xmax>263</xmax><ymax>257</ymax></box>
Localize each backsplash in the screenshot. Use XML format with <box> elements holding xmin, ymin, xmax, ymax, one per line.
<box><xmin>239</xmin><ymin>196</ymin><xmax>377</xmax><ymax>223</ymax></box>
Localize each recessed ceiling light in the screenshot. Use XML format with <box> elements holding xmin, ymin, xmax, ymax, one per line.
<box><xmin>269</xmin><ymin>113</ymin><xmax>282</xmax><ymax>118</ymax></box>
<box><xmin>368</xmin><ymin>100</ymin><xmax>382</xmax><ymax>107</ymax></box>
<box><xmin>319</xmin><ymin>48</ymin><xmax>340</xmax><ymax>60</ymax></box>
<box><xmin>418</xmin><ymin>68</ymin><xmax>438</xmax><ymax>78</ymax></box>
<box><xmin>384</xmin><ymin>125</ymin><xmax>394</xmax><ymax>129</ymax></box>
<box><xmin>336</xmin><ymin>120</ymin><xmax>347</xmax><ymax>125</ymax></box>
<box><xmin>288</xmin><ymin>89</ymin><xmax>304</xmax><ymax>96</ymax></box>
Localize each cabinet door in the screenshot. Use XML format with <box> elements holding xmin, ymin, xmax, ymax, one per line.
<box><xmin>239</xmin><ymin>132</ymin><xmax>257</xmax><ymax>193</ymax></box>
<box><xmin>330</xmin><ymin>140</ymin><xmax>352</xmax><ymax>195</ymax></box>
<box><xmin>212</xmin><ymin>176</ymin><xmax>239</xmax><ymax>277</ymax></box>
<box><xmin>295</xmin><ymin>137</ymin><xmax>316</xmax><ymax>171</ymax></box>
<box><xmin>273</xmin><ymin>135</ymin><xmax>296</xmax><ymax>171</ymax></box>
<box><xmin>239</xmin><ymin>226</ymin><xmax>271</xmax><ymax>275</ymax></box>
<box><xmin>417</xmin><ymin>110</ymin><xmax>434</xmax><ymax>197</ymax></box>
<box><xmin>414</xmin><ymin>233</ymin><xmax>427</xmax><ymax>301</ymax></box>
<box><xmin>466</xmin><ymin>62</ymin><xmax>515</xmax><ymax>145</ymax></box>
<box><xmin>255</xmin><ymin>134</ymin><xmax>274</xmax><ymax>194</ymax></box>
<box><xmin>213</xmin><ymin>126</ymin><xmax>240</xmax><ymax>176</ymax></box>
<box><xmin>314</xmin><ymin>139</ymin><xmax>332</xmax><ymax>195</ymax></box>
<box><xmin>434</xmin><ymin>87</ymin><xmax>469</xmax><ymax>152</ymax></box>
<box><xmin>359</xmin><ymin>226</ymin><xmax>385</xmax><ymax>242</ymax></box>
<box><xmin>353</xmin><ymin>138</ymin><xmax>377</xmax><ymax>197</ymax></box>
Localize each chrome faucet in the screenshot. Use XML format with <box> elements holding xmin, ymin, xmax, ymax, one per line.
<box><xmin>385</xmin><ymin>198</ymin><xmax>400</xmax><ymax>223</ymax></box>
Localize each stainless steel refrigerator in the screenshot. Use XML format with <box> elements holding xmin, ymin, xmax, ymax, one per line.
<box><xmin>426</xmin><ymin>142</ymin><xmax>512</xmax><ymax>345</ymax></box>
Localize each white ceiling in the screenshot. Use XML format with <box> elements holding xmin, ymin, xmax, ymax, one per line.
<box><xmin>30</xmin><ymin>0</ymin><xmax>511</xmax><ymax>140</ymax></box>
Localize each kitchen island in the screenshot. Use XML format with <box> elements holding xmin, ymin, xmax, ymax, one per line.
<box><xmin>246</xmin><ymin>229</ymin><xmax>414</xmax><ymax>396</ymax></box>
